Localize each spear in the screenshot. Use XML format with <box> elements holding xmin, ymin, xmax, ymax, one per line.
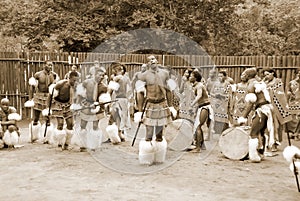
<box><xmin>43</xmin><ymin>87</ymin><xmax>55</xmax><ymax>137</ymax></box>
<box><xmin>131</xmin><ymin>99</ymin><xmax>148</xmax><ymax>146</ymax></box>
<box><xmin>287</xmin><ymin>130</ymin><xmax>300</xmax><ymax>192</ymax></box>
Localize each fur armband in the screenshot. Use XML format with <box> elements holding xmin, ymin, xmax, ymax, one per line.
<box><xmin>230</xmin><ymin>84</ymin><xmax>237</xmax><ymax>92</ymax></box>
<box><xmin>283</xmin><ymin>145</ymin><xmax>300</xmax><ymax>163</ymax></box>
<box><xmin>134</xmin><ymin>112</ymin><xmax>143</xmax><ymax>123</ymax></box>
<box><xmin>169</xmin><ymin>107</ymin><xmax>177</xmax><ymax>118</ymax></box>
<box><xmin>54</xmin><ymin>75</ymin><xmax>60</xmax><ymax>83</ymax></box>
<box><xmin>28</xmin><ymin>77</ymin><xmax>38</xmax><ymax>87</ymax></box>
<box><xmin>42</xmin><ymin>108</ymin><xmax>52</xmax><ymax>116</ymax></box>
<box><xmin>90</xmin><ymin>106</ymin><xmax>100</xmax><ymax>114</ymax></box>
<box><xmin>24</xmin><ymin>100</ymin><xmax>35</xmax><ymax>108</ymax></box>
<box><xmin>70</xmin><ymin>104</ymin><xmax>82</xmax><ymax>111</ymax></box>
<box><xmin>289</xmin><ymin>161</ymin><xmax>300</xmax><ymax>173</ymax></box>
<box><xmin>254</xmin><ymin>82</ymin><xmax>266</xmax><ymax>93</ymax></box>
<box><xmin>237</xmin><ymin>117</ymin><xmax>247</xmax><ymax>124</ymax></box>
<box><xmin>245</xmin><ymin>93</ymin><xmax>257</xmax><ymax>103</ymax></box>
<box><xmin>8</xmin><ymin>113</ymin><xmax>22</xmax><ymax>121</ymax></box>
<box><xmin>76</xmin><ymin>83</ymin><xmax>86</xmax><ymax>98</ymax></box>
<box><xmin>48</xmin><ymin>84</ymin><xmax>59</xmax><ymax>97</ymax></box>
<box><xmin>99</xmin><ymin>93</ymin><xmax>111</xmax><ymax>103</ymax></box>
<box><xmin>167</xmin><ymin>79</ymin><xmax>177</xmax><ymax>91</ymax></box>
<box><xmin>254</xmin><ymin>81</ymin><xmax>271</xmax><ymax>102</ymax></box>
<box><xmin>108</xmin><ymin>81</ymin><xmax>120</xmax><ymax>91</ymax></box>
<box><xmin>135</xmin><ymin>80</ymin><xmax>146</xmax><ymax>93</ymax></box>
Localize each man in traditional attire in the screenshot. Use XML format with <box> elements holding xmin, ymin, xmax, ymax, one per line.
<box><xmin>210</xmin><ymin>70</ymin><xmax>232</xmax><ymax>134</ymax></box>
<box><xmin>286</xmin><ymin>68</ymin><xmax>300</xmax><ymax>140</ymax></box>
<box><xmin>206</xmin><ymin>69</ymin><xmax>218</xmax><ymax>96</ymax></box>
<box><xmin>238</xmin><ymin>68</ymin><xmax>275</xmax><ymax>162</ymax></box>
<box><xmin>135</xmin><ymin>55</ymin><xmax>177</xmax><ymax>165</ymax></box>
<box><xmin>0</xmin><ymin>98</ymin><xmax>22</xmax><ymax>148</ymax></box>
<box><xmin>46</xmin><ymin>71</ymin><xmax>79</xmax><ymax>150</ymax></box>
<box><xmin>178</xmin><ymin>68</ymin><xmax>196</xmax><ymax>122</ymax></box>
<box><xmin>75</xmin><ymin>66</ymin><xmax>110</xmax><ymax>151</ymax></box>
<box><xmin>27</xmin><ymin>60</ymin><xmax>59</xmax><ymax>141</ymax></box>
<box><xmin>189</xmin><ymin>70</ymin><xmax>214</xmax><ymax>153</ymax></box>
<box><xmin>228</xmin><ymin>72</ymin><xmax>250</xmax><ymax>125</ymax></box>
<box><xmin>64</xmin><ymin>64</ymin><xmax>81</xmax><ymax>81</ymax></box>
<box><xmin>262</xmin><ymin>68</ymin><xmax>292</xmax><ymax>149</ymax></box>
<box><xmin>106</xmin><ymin>63</ymin><xmax>132</xmax><ymax>144</ymax></box>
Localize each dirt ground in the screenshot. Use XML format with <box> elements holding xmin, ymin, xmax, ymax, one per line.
<box><xmin>1</xmin><ymin>118</ymin><xmax>300</xmax><ymax>201</ymax></box>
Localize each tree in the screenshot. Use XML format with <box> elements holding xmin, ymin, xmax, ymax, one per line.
<box><xmin>233</xmin><ymin>0</ymin><xmax>300</xmax><ymax>55</ymax></box>
<box><xmin>1</xmin><ymin>0</ymin><xmax>299</xmax><ymax>56</ymax></box>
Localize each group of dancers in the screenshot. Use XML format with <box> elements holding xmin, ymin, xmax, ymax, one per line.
<box><xmin>1</xmin><ymin>56</ymin><xmax>300</xmax><ymax>168</ymax></box>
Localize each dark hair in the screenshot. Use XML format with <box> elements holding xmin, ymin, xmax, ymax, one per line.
<box><xmin>111</xmin><ymin>62</ymin><xmax>126</xmax><ymax>74</ymax></box>
<box><xmin>69</xmin><ymin>71</ymin><xmax>79</xmax><ymax>78</ymax></box>
<box><xmin>192</xmin><ymin>70</ymin><xmax>202</xmax><ymax>82</ymax></box>
<box><xmin>262</xmin><ymin>67</ymin><xmax>277</xmax><ymax>77</ymax></box>
<box><xmin>45</xmin><ymin>60</ymin><xmax>53</xmax><ymax>65</ymax></box>
<box><xmin>183</xmin><ymin>68</ymin><xmax>194</xmax><ymax>78</ymax></box>
<box><xmin>218</xmin><ymin>70</ymin><xmax>227</xmax><ymax>77</ymax></box>
<box><xmin>71</xmin><ymin>64</ymin><xmax>78</xmax><ymax>69</ymax></box>
<box><xmin>243</xmin><ymin>67</ymin><xmax>257</xmax><ymax>79</ymax></box>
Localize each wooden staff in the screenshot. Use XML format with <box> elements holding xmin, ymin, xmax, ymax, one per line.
<box><xmin>43</xmin><ymin>87</ymin><xmax>54</xmax><ymax>137</ymax></box>
<box><xmin>287</xmin><ymin>130</ymin><xmax>300</xmax><ymax>192</ymax></box>
<box><xmin>131</xmin><ymin>99</ymin><xmax>148</xmax><ymax>146</ymax></box>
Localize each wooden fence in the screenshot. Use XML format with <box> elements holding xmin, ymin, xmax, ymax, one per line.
<box><xmin>1</xmin><ymin>51</ymin><xmax>300</xmax><ymax>119</ymax></box>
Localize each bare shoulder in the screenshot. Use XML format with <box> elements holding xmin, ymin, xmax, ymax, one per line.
<box><xmin>55</xmin><ymin>79</ymin><xmax>68</xmax><ymax>89</ymax></box>
<box><xmin>34</xmin><ymin>71</ymin><xmax>42</xmax><ymax>78</ymax></box>
<box><xmin>246</xmin><ymin>79</ymin><xmax>256</xmax><ymax>93</ymax></box>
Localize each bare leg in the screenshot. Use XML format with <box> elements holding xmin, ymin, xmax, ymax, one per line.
<box><xmin>155</xmin><ymin>126</ymin><xmax>163</xmax><ymax>141</ymax></box>
<box><xmin>145</xmin><ymin>126</ymin><xmax>154</xmax><ymax>141</ymax></box>
<box><xmin>193</xmin><ymin>108</ymin><xmax>209</xmax><ymax>152</ymax></box>
<box><xmin>33</xmin><ymin>110</ymin><xmax>41</xmax><ymax>125</ymax></box>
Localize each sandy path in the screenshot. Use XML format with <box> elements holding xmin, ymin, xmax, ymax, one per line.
<box><xmin>1</xmin><ymin>119</ymin><xmax>300</xmax><ymax>201</ymax></box>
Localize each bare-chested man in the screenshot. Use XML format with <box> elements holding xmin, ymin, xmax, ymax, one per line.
<box><xmin>48</xmin><ymin>71</ymin><xmax>79</xmax><ymax>150</ymax></box>
<box><xmin>286</xmin><ymin>68</ymin><xmax>300</xmax><ymax>140</ymax></box>
<box><xmin>0</xmin><ymin>98</ymin><xmax>22</xmax><ymax>148</ymax></box>
<box><xmin>135</xmin><ymin>55</ymin><xmax>176</xmax><ymax>165</ymax></box>
<box><xmin>106</xmin><ymin>63</ymin><xmax>132</xmax><ymax>144</ymax></box>
<box><xmin>189</xmin><ymin>70</ymin><xmax>213</xmax><ymax>153</ymax></box>
<box><xmin>28</xmin><ymin>60</ymin><xmax>59</xmax><ymax>139</ymax></box>
<box><xmin>238</xmin><ymin>67</ymin><xmax>274</xmax><ymax>162</ymax></box>
<box><xmin>75</xmin><ymin>66</ymin><xmax>109</xmax><ymax>151</ymax></box>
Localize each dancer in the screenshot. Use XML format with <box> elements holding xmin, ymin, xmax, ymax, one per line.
<box><xmin>106</xmin><ymin>62</ymin><xmax>132</xmax><ymax>144</ymax></box>
<box><xmin>48</xmin><ymin>71</ymin><xmax>79</xmax><ymax>150</ymax></box>
<box><xmin>238</xmin><ymin>68</ymin><xmax>274</xmax><ymax>162</ymax></box>
<box><xmin>28</xmin><ymin>60</ymin><xmax>59</xmax><ymax>141</ymax></box>
<box><xmin>75</xmin><ymin>66</ymin><xmax>109</xmax><ymax>151</ymax></box>
<box><xmin>189</xmin><ymin>70</ymin><xmax>213</xmax><ymax>153</ymax></box>
<box><xmin>135</xmin><ymin>55</ymin><xmax>176</xmax><ymax>165</ymax></box>
<box><xmin>0</xmin><ymin>98</ymin><xmax>22</xmax><ymax>148</ymax></box>
<box><xmin>286</xmin><ymin>68</ymin><xmax>300</xmax><ymax>140</ymax></box>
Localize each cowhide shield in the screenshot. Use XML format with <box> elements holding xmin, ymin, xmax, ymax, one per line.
<box><xmin>210</xmin><ymin>83</ymin><xmax>229</xmax><ymax>123</ymax></box>
<box><xmin>288</xmin><ymin>80</ymin><xmax>300</xmax><ymax>115</ymax></box>
<box><xmin>229</xmin><ymin>84</ymin><xmax>248</xmax><ymax>125</ymax></box>
<box><xmin>268</xmin><ymin>78</ymin><xmax>292</xmax><ymax>124</ymax></box>
<box><xmin>178</xmin><ymin>85</ymin><xmax>197</xmax><ymax>122</ymax></box>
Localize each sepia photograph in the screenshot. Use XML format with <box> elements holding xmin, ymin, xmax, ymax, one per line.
<box><xmin>1</xmin><ymin>0</ymin><xmax>300</xmax><ymax>200</ymax></box>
